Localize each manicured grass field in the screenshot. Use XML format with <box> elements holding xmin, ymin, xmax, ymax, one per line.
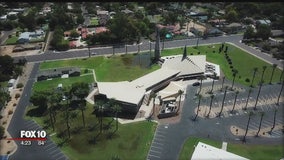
<box><xmin>25</xmin><ymin>102</ymin><xmax>157</xmax><ymax>160</ymax></box>
<box><xmin>178</xmin><ymin>137</ymin><xmax>222</xmax><ymax>160</ymax></box>
<box><xmin>32</xmin><ymin>74</ymin><xmax>94</xmax><ymax>92</ymax></box>
<box><xmin>162</xmin><ymin>43</ymin><xmax>283</xmax><ymax>86</ymax></box>
<box><xmin>4</xmin><ymin>36</ymin><xmax>18</xmax><ymax>45</ymax></box>
<box><xmin>40</xmin><ymin>55</ymin><xmax>160</xmax><ymax>82</ymax></box>
<box><xmin>90</xmin><ymin>17</ymin><xmax>99</xmax><ymax>26</ymax></box>
<box><xmin>179</xmin><ymin>137</ymin><xmax>283</xmax><ymax>160</ymax></box>
<box><xmin>227</xmin><ymin>143</ymin><xmax>284</xmax><ymax>160</ymax></box>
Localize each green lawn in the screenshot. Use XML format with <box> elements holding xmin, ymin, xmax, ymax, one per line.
<box><xmin>179</xmin><ymin>137</ymin><xmax>222</xmax><ymax>160</ymax></box>
<box><xmin>161</xmin><ymin>43</ymin><xmax>283</xmax><ymax>86</ymax></box>
<box><xmin>32</xmin><ymin>74</ymin><xmax>94</xmax><ymax>92</ymax></box>
<box><xmin>227</xmin><ymin>143</ymin><xmax>284</xmax><ymax>160</ymax></box>
<box><xmin>40</xmin><ymin>55</ymin><xmax>160</xmax><ymax>82</ymax></box>
<box><xmin>90</xmin><ymin>17</ymin><xmax>99</xmax><ymax>26</ymax></box>
<box><xmin>179</xmin><ymin>137</ymin><xmax>283</xmax><ymax>160</ymax></box>
<box><xmin>25</xmin><ymin>102</ymin><xmax>157</xmax><ymax>160</ymax></box>
<box><xmin>4</xmin><ymin>36</ymin><xmax>18</xmax><ymax>45</ymax></box>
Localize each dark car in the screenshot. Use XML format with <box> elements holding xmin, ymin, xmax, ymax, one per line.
<box><xmin>192</xmin><ymin>82</ymin><xmax>200</xmax><ymax>86</ymax></box>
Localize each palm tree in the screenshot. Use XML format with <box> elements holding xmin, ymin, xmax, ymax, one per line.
<box><xmin>276</xmin><ymin>80</ymin><xmax>284</xmax><ymax>105</ymax></box>
<box><xmin>243</xmin><ymin>111</ymin><xmax>254</xmax><ymax>143</ymax></box>
<box><xmin>231</xmin><ymin>69</ymin><xmax>238</xmax><ymax>90</ymax></box>
<box><xmin>94</xmin><ymin>101</ymin><xmax>105</xmax><ymax>134</ymax></box>
<box><xmin>206</xmin><ymin>94</ymin><xmax>215</xmax><ymax>118</ymax></box>
<box><xmin>220</xmin><ymin>76</ymin><xmax>225</xmax><ymax>91</ymax></box>
<box><xmin>243</xmin><ymin>88</ymin><xmax>253</xmax><ymax>110</ymax></box>
<box><xmin>111</xmin><ymin>104</ymin><xmax>122</xmax><ymax>131</ymax></box>
<box><xmin>253</xmin><ymin>81</ymin><xmax>264</xmax><ymax>110</ymax></box>
<box><xmin>209</xmin><ymin>73</ymin><xmax>217</xmax><ymax>94</ymax></box>
<box><xmin>197</xmin><ymin>75</ymin><xmax>206</xmax><ymax>95</ymax></box>
<box><xmin>279</xmin><ymin>69</ymin><xmax>284</xmax><ymax>83</ymax></box>
<box><xmin>269</xmin><ymin>64</ymin><xmax>277</xmax><ymax>84</ymax></box>
<box><xmin>218</xmin><ymin>86</ymin><xmax>228</xmax><ymax>117</ymax></box>
<box><xmin>250</xmin><ymin>67</ymin><xmax>258</xmax><ymax>87</ymax></box>
<box><xmin>256</xmin><ymin>112</ymin><xmax>265</xmax><ymax>137</ymax></box>
<box><xmin>260</xmin><ymin>66</ymin><xmax>267</xmax><ymax>83</ymax></box>
<box><xmin>71</xmin><ymin>82</ymin><xmax>89</xmax><ymax>127</ymax></box>
<box><xmin>176</xmin><ymin>90</ymin><xmax>184</xmax><ymax>114</ymax></box>
<box><xmin>231</xmin><ymin>90</ymin><xmax>239</xmax><ymax>114</ymax></box>
<box><xmin>193</xmin><ymin>94</ymin><xmax>202</xmax><ymax>121</ymax></box>
<box><xmin>63</xmin><ymin>87</ymin><xmax>72</xmax><ymax>138</ymax></box>
<box><xmin>269</xmin><ymin>108</ymin><xmax>278</xmax><ymax>134</ymax></box>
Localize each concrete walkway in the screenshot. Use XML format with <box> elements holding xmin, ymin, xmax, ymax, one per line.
<box><xmin>222</xmin><ymin>142</ymin><xmax>228</xmax><ymax>150</ymax></box>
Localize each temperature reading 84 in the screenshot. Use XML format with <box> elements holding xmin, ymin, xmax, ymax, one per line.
<box><xmin>38</xmin><ymin>140</ymin><xmax>45</xmax><ymax>146</ymax></box>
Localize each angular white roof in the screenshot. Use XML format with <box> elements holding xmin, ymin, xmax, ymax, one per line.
<box><xmin>97</xmin><ymin>81</ymin><xmax>145</xmax><ymax>105</ymax></box>
<box><xmin>191</xmin><ymin>142</ymin><xmax>249</xmax><ymax>160</ymax></box>
<box><xmin>131</xmin><ymin>67</ymin><xmax>180</xmax><ymax>91</ymax></box>
<box><xmin>162</xmin><ymin>55</ymin><xmax>206</xmax><ymax>76</ymax></box>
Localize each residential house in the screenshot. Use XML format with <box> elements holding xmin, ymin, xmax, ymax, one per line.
<box><xmin>256</xmin><ymin>19</ymin><xmax>271</xmax><ymax>27</ymax></box>
<box><xmin>206</xmin><ymin>27</ymin><xmax>223</xmax><ymax>37</ymax></box>
<box><xmin>121</xmin><ymin>9</ymin><xmax>134</xmax><ymax>15</ymax></box>
<box><xmin>97</xmin><ymin>10</ymin><xmax>109</xmax><ymax>26</ymax></box>
<box><xmin>208</xmin><ymin>19</ymin><xmax>226</xmax><ymax>27</ymax></box>
<box><xmin>0</xmin><ymin>15</ymin><xmax>7</xmax><ymax>21</ymax></box>
<box><xmin>37</xmin><ymin>67</ymin><xmax>81</xmax><ymax>81</ymax></box>
<box><xmin>223</xmin><ymin>22</ymin><xmax>243</xmax><ymax>34</ymax></box>
<box><xmin>18</xmin><ymin>32</ymin><xmax>30</xmax><ymax>43</ymax></box>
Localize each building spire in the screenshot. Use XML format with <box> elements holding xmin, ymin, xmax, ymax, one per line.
<box><xmin>182</xmin><ymin>45</ymin><xmax>187</xmax><ymax>60</ymax></box>
<box><xmin>154</xmin><ymin>26</ymin><xmax>161</xmax><ymax>61</ymax></box>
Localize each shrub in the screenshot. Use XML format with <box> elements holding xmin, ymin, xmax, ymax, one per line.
<box><xmin>16</xmin><ymin>83</ymin><xmax>24</xmax><ymax>88</ymax></box>
<box><xmin>13</xmin><ymin>103</ymin><xmax>17</xmax><ymax>106</ymax></box>
<box><xmin>0</xmin><ymin>115</ymin><xmax>3</xmax><ymax>119</ymax></box>
<box><xmin>8</xmin><ymin>110</ymin><xmax>13</xmax><ymax>115</ymax></box>
<box><xmin>245</xmin><ymin>78</ymin><xmax>250</xmax><ymax>83</ymax></box>
<box><xmin>0</xmin><ymin>126</ymin><xmax>5</xmax><ymax>139</ymax></box>
<box><xmin>84</xmin><ymin>69</ymin><xmax>88</xmax><ymax>73</ymax></box>
<box><xmin>15</xmin><ymin>93</ymin><xmax>21</xmax><ymax>99</ymax></box>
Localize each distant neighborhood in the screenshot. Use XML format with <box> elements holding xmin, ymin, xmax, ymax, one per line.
<box><xmin>0</xmin><ymin>2</ymin><xmax>283</xmax><ymax>60</ymax></box>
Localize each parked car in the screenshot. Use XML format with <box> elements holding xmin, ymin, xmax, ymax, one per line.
<box><xmin>192</xmin><ymin>82</ymin><xmax>200</xmax><ymax>86</ymax></box>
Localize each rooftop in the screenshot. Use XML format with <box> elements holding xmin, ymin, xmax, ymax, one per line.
<box><xmin>191</xmin><ymin>142</ymin><xmax>249</xmax><ymax>160</ymax></box>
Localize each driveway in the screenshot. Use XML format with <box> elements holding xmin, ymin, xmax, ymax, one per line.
<box><xmin>7</xmin><ymin>63</ymin><xmax>69</xmax><ymax>160</ymax></box>
<box><xmin>147</xmin><ymin>80</ymin><xmax>283</xmax><ymax>160</ymax></box>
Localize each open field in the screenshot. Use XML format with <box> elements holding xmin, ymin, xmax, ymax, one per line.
<box><xmin>40</xmin><ymin>55</ymin><xmax>160</xmax><ymax>82</ymax></box>
<box><xmin>32</xmin><ymin>74</ymin><xmax>94</xmax><ymax>92</ymax></box>
<box><xmin>4</xmin><ymin>36</ymin><xmax>18</xmax><ymax>45</ymax></box>
<box><xmin>179</xmin><ymin>137</ymin><xmax>283</xmax><ymax>160</ymax></box>
<box><xmin>161</xmin><ymin>43</ymin><xmax>282</xmax><ymax>86</ymax></box>
<box><xmin>25</xmin><ymin>102</ymin><xmax>156</xmax><ymax>160</ymax></box>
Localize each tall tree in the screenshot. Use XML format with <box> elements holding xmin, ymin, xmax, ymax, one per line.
<box><xmin>197</xmin><ymin>75</ymin><xmax>206</xmax><ymax>95</ymax></box>
<box><xmin>276</xmin><ymin>80</ymin><xmax>284</xmax><ymax>105</ymax></box>
<box><xmin>250</xmin><ymin>67</ymin><xmax>258</xmax><ymax>87</ymax></box>
<box><xmin>94</xmin><ymin>101</ymin><xmax>106</xmax><ymax>134</ymax></box>
<box><xmin>111</xmin><ymin>104</ymin><xmax>122</xmax><ymax>131</ymax></box>
<box><xmin>269</xmin><ymin>108</ymin><xmax>278</xmax><ymax>134</ymax></box>
<box><xmin>260</xmin><ymin>66</ymin><xmax>267</xmax><ymax>83</ymax></box>
<box><xmin>243</xmin><ymin>88</ymin><xmax>253</xmax><ymax>110</ymax></box>
<box><xmin>269</xmin><ymin>64</ymin><xmax>277</xmax><ymax>84</ymax></box>
<box><xmin>220</xmin><ymin>76</ymin><xmax>226</xmax><ymax>92</ymax></box>
<box><xmin>193</xmin><ymin>94</ymin><xmax>202</xmax><ymax>121</ymax></box>
<box><xmin>209</xmin><ymin>73</ymin><xmax>217</xmax><ymax>94</ymax></box>
<box><xmin>176</xmin><ymin>90</ymin><xmax>184</xmax><ymax>114</ymax></box>
<box><xmin>255</xmin><ymin>112</ymin><xmax>265</xmax><ymax>137</ymax></box>
<box><xmin>71</xmin><ymin>82</ymin><xmax>89</xmax><ymax>127</ymax></box>
<box><xmin>231</xmin><ymin>69</ymin><xmax>238</xmax><ymax>90</ymax></box>
<box><xmin>256</xmin><ymin>24</ymin><xmax>271</xmax><ymax>40</ymax></box>
<box><xmin>218</xmin><ymin>86</ymin><xmax>228</xmax><ymax>117</ymax></box>
<box><xmin>243</xmin><ymin>111</ymin><xmax>254</xmax><ymax>143</ymax></box>
<box><xmin>243</xmin><ymin>25</ymin><xmax>256</xmax><ymax>40</ymax></box>
<box><xmin>206</xmin><ymin>94</ymin><xmax>215</xmax><ymax>118</ymax></box>
<box><xmin>231</xmin><ymin>90</ymin><xmax>239</xmax><ymax>114</ymax></box>
<box><xmin>253</xmin><ymin>81</ymin><xmax>264</xmax><ymax>110</ymax></box>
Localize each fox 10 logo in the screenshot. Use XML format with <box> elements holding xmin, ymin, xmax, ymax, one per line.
<box><xmin>20</xmin><ymin>130</ymin><xmax>47</xmax><ymax>145</ymax></box>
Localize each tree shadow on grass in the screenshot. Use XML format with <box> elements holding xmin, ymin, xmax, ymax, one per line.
<box><xmin>26</xmin><ymin>106</ymin><xmax>46</xmax><ymax>117</ymax></box>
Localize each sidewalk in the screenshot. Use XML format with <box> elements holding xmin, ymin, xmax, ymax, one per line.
<box><xmin>0</xmin><ymin>63</ymin><xmax>34</xmax><ymax>156</ymax></box>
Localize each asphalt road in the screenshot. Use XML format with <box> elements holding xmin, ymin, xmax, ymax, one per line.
<box><xmin>0</xmin><ymin>29</ymin><xmax>16</xmax><ymax>45</ymax></box>
<box><xmin>7</xmin><ymin>63</ymin><xmax>69</xmax><ymax>160</ymax></box>
<box><xmin>12</xmin><ymin>35</ymin><xmax>283</xmax><ymax>70</ymax></box>
<box><xmin>147</xmin><ymin>81</ymin><xmax>284</xmax><ymax>160</ymax></box>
